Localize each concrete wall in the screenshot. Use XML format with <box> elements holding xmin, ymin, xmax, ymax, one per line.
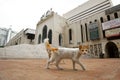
<box><xmin>0</xmin><ymin>44</ymin><xmax>48</xmax><ymax>59</ymax></box>
<box><xmin>0</xmin><ymin>44</ymin><xmax>95</xmax><ymax>59</ymax></box>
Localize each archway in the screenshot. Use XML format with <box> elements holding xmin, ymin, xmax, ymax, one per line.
<box><xmin>105</xmin><ymin>42</ymin><xmax>119</xmax><ymax>58</ymax></box>
<box><xmin>48</xmin><ymin>29</ymin><xmax>52</xmax><ymax>44</ymax></box>
<box><xmin>59</xmin><ymin>34</ymin><xmax>62</xmax><ymax>46</ymax></box>
<box><xmin>42</xmin><ymin>25</ymin><xmax>47</xmax><ymax>42</ymax></box>
<box><xmin>69</xmin><ymin>29</ymin><xmax>72</xmax><ymax>44</ymax></box>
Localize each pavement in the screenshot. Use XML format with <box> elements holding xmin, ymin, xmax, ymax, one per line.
<box><xmin>0</xmin><ymin>58</ymin><xmax>120</xmax><ymax>80</ymax></box>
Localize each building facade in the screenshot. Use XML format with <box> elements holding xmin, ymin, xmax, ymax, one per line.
<box><xmin>0</xmin><ymin>28</ymin><xmax>17</xmax><ymax>47</ymax></box>
<box><xmin>6</xmin><ymin>28</ymin><xmax>35</xmax><ymax>46</ymax></box>
<box><xmin>63</xmin><ymin>0</ymin><xmax>113</xmax><ymax>58</ymax></box>
<box><xmin>101</xmin><ymin>4</ymin><xmax>120</xmax><ymax>58</ymax></box>
<box><xmin>35</xmin><ymin>0</ymin><xmax>120</xmax><ymax>58</ymax></box>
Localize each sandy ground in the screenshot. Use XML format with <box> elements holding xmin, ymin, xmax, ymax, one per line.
<box><xmin>0</xmin><ymin>58</ymin><xmax>120</xmax><ymax>80</ymax></box>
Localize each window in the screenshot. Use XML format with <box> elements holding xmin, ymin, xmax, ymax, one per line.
<box><xmin>38</xmin><ymin>34</ymin><xmax>41</xmax><ymax>44</ymax></box>
<box><xmin>48</xmin><ymin>29</ymin><xmax>52</xmax><ymax>44</ymax></box>
<box><xmin>19</xmin><ymin>37</ymin><xmax>21</xmax><ymax>44</ymax></box>
<box><xmin>42</xmin><ymin>25</ymin><xmax>47</xmax><ymax>42</ymax></box>
<box><xmin>85</xmin><ymin>23</ymin><xmax>88</xmax><ymax>41</ymax></box>
<box><xmin>81</xmin><ymin>25</ymin><xmax>84</xmax><ymax>42</ymax></box>
<box><xmin>69</xmin><ymin>29</ymin><xmax>72</xmax><ymax>44</ymax></box>
<box><xmin>100</xmin><ymin>17</ymin><xmax>104</xmax><ymax>23</ymax></box>
<box><xmin>59</xmin><ymin>34</ymin><xmax>62</xmax><ymax>46</ymax></box>
<box><xmin>89</xmin><ymin>22</ymin><xmax>99</xmax><ymax>40</ymax></box>
<box><xmin>89</xmin><ymin>21</ymin><xmax>92</xmax><ymax>24</ymax></box>
<box><xmin>94</xmin><ymin>19</ymin><xmax>97</xmax><ymax>22</ymax></box>
<box><xmin>103</xmin><ymin>31</ymin><xmax>105</xmax><ymax>38</ymax></box>
<box><xmin>107</xmin><ymin>15</ymin><xmax>110</xmax><ymax>21</ymax></box>
<box><xmin>114</xmin><ymin>13</ymin><xmax>118</xmax><ymax>18</ymax></box>
<box><xmin>100</xmin><ymin>17</ymin><xmax>105</xmax><ymax>38</ymax></box>
<box><xmin>15</xmin><ymin>42</ymin><xmax>18</xmax><ymax>45</ymax></box>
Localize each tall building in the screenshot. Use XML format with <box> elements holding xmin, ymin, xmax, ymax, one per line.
<box><xmin>0</xmin><ymin>28</ymin><xmax>17</xmax><ymax>47</ymax></box>
<box><xmin>63</xmin><ymin>0</ymin><xmax>112</xmax><ymax>22</ymax></box>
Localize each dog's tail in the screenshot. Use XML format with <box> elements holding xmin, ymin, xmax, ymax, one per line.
<box><xmin>44</xmin><ymin>38</ymin><xmax>51</xmax><ymax>58</ymax></box>
<box><xmin>44</xmin><ymin>38</ymin><xmax>51</xmax><ymax>50</ymax></box>
<box><xmin>44</xmin><ymin>38</ymin><xmax>49</xmax><ymax>45</ymax></box>
<box><xmin>44</xmin><ymin>38</ymin><xmax>58</xmax><ymax>58</ymax></box>
<box><xmin>44</xmin><ymin>38</ymin><xmax>58</xmax><ymax>52</ymax></box>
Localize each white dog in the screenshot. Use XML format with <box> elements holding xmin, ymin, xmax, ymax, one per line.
<box><xmin>44</xmin><ymin>38</ymin><xmax>89</xmax><ymax>70</ymax></box>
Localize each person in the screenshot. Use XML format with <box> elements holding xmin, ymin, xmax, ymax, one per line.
<box><xmin>99</xmin><ymin>52</ymin><xmax>104</xmax><ymax>58</ymax></box>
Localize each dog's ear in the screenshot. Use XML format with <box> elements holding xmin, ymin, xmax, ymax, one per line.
<box><xmin>85</xmin><ymin>45</ymin><xmax>89</xmax><ymax>49</ymax></box>
<box><xmin>79</xmin><ymin>45</ymin><xmax>89</xmax><ymax>49</ymax></box>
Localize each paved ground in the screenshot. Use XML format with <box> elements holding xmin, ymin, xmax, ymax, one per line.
<box><xmin>0</xmin><ymin>58</ymin><xmax>120</xmax><ymax>80</ymax></box>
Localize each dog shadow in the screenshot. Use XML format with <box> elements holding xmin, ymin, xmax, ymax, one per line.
<box><xmin>45</xmin><ymin>68</ymin><xmax>86</xmax><ymax>72</ymax></box>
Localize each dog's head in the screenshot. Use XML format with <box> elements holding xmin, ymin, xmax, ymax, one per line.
<box><xmin>79</xmin><ymin>45</ymin><xmax>89</xmax><ymax>55</ymax></box>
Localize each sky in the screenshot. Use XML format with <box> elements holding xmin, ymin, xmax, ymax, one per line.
<box><xmin>0</xmin><ymin>0</ymin><xmax>120</xmax><ymax>32</ymax></box>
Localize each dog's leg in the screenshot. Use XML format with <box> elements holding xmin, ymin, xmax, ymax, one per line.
<box><xmin>47</xmin><ymin>50</ymin><xmax>51</xmax><ymax>59</ymax></box>
<box><xmin>74</xmin><ymin>59</ymin><xmax>86</xmax><ymax>70</ymax></box>
<box><xmin>46</xmin><ymin>56</ymin><xmax>55</xmax><ymax>69</ymax></box>
<box><xmin>48</xmin><ymin>53</ymin><xmax>51</xmax><ymax>59</ymax></box>
<box><xmin>72</xmin><ymin>60</ymin><xmax>77</xmax><ymax>71</ymax></box>
<box><xmin>55</xmin><ymin>59</ymin><xmax>63</xmax><ymax>70</ymax></box>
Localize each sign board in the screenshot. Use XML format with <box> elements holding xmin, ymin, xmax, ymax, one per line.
<box><xmin>105</xmin><ymin>28</ymin><xmax>120</xmax><ymax>38</ymax></box>
<box><xmin>102</xmin><ymin>18</ymin><xmax>120</xmax><ymax>30</ymax></box>
<box><xmin>89</xmin><ymin>22</ymin><xmax>99</xmax><ymax>40</ymax></box>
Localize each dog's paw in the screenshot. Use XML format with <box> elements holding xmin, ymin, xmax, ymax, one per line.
<box><xmin>73</xmin><ymin>69</ymin><xmax>78</xmax><ymax>71</ymax></box>
<box><xmin>57</xmin><ymin>68</ymin><xmax>63</xmax><ymax>70</ymax></box>
<box><xmin>83</xmin><ymin>69</ymin><xmax>86</xmax><ymax>71</ymax></box>
<box><xmin>45</xmin><ymin>67</ymin><xmax>50</xmax><ymax>69</ymax></box>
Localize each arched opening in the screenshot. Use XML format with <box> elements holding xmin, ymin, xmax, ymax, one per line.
<box><xmin>89</xmin><ymin>21</ymin><xmax>92</xmax><ymax>24</ymax></box>
<box><xmin>48</xmin><ymin>29</ymin><xmax>52</xmax><ymax>44</ymax></box>
<box><xmin>107</xmin><ymin>15</ymin><xmax>110</xmax><ymax>21</ymax></box>
<box><xmin>15</xmin><ymin>42</ymin><xmax>18</xmax><ymax>45</ymax></box>
<box><xmin>38</xmin><ymin>34</ymin><xmax>41</xmax><ymax>44</ymax></box>
<box><xmin>94</xmin><ymin>19</ymin><xmax>97</xmax><ymax>22</ymax></box>
<box><xmin>105</xmin><ymin>42</ymin><xmax>119</xmax><ymax>58</ymax></box>
<box><xmin>59</xmin><ymin>34</ymin><xmax>62</xmax><ymax>46</ymax></box>
<box><xmin>100</xmin><ymin>17</ymin><xmax>104</xmax><ymax>23</ymax></box>
<box><xmin>114</xmin><ymin>12</ymin><xmax>118</xmax><ymax>18</ymax></box>
<box><xmin>42</xmin><ymin>25</ymin><xmax>47</xmax><ymax>42</ymax></box>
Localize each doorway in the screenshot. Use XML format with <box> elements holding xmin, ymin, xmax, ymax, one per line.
<box><xmin>105</xmin><ymin>42</ymin><xmax>119</xmax><ymax>58</ymax></box>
